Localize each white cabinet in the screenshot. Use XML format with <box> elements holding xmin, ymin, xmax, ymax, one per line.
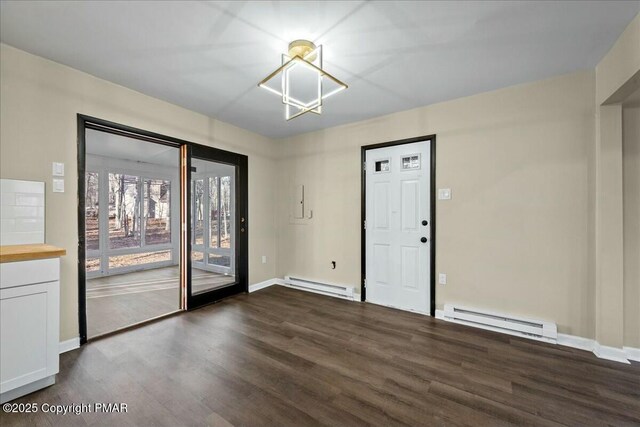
<box><xmin>0</xmin><ymin>258</ymin><xmax>60</xmax><ymax>403</ymax></box>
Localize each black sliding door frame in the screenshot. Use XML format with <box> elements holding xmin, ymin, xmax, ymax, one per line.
<box><xmin>77</xmin><ymin>114</ymin><xmax>248</xmax><ymax>344</ymax></box>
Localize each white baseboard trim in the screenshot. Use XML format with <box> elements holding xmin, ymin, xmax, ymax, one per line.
<box><xmin>557</xmin><ymin>334</ymin><xmax>633</xmax><ymax>364</ymax></box>
<box><xmin>555</xmin><ymin>334</ymin><xmax>632</xmax><ymax>364</ymax></box>
<box><xmin>248</xmin><ymin>278</ymin><xmax>281</xmax><ymax>293</ymax></box>
<box><xmin>557</xmin><ymin>333</ymin><xmax>595</xmax><ymax>352</ymax></box>
<box><xmin>623</xmin><ymin>346</ymin><xmax>640</xmax><ymax>362</ymax></box>
<box><xmin>593</xmin><ymin>342</ymin><xmax>630</xmax><ymax>364</ymax></box>
<box><xmin>59</xmin><ymin>337</ymin><xmax>80</xmax><ymax>354</ymax></box>
<box><xmin>435</xmin><ymin>309</ymin><xmax>445</xmax><ymax>320</ymax></box>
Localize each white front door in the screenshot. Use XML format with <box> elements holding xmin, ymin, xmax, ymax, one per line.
<box><xmin>365</xmin><ymin>140</ymin><xmax>431</xmax><ymax>314</ymax></box>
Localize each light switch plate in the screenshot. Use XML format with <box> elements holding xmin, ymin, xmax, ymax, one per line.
<box><xmin>262</xmin><ymin>256</ymin><xmax>267</xmax><ymax>264</ymax></box>
<box><xmin>52</xmin><ymin>162</ymin><xmax>64</xmax><ymax>177</ymax></box>
<box><xmin>439</xmin><ymin>273</ymin><xmax>447</xmax><ymax>285</ymax></box>
<box><xmin>438</xmin><ymin>188</ymin><xmax>451</xmax><ymax>200</ymax></box>
<box><xmin>53</xmin><ymin>178</ymin><xmax>65</xmax><ymax>193</ymax></box>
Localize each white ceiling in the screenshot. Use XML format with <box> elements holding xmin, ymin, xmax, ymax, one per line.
<box><xmin>86</xmin><ymin>129</ymin><xmax>179</xmax><ymax>167</ymax></box>
<box><xmin>1</xmin><ymin>1</ymin><xmax>639</xmax><ymax>139</ymax></box>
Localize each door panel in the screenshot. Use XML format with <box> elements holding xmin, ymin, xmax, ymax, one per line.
<box><xmin>187</xmin><ymin>144</ymin><xmax>248</xmax><ymax>309</ymax></box>
<box><xmin>365</xmin><ymin>140</ymin><xmax>431</xmax><ymax>314</ymax></box>
<box><xmin>374</xmin><ymin>182</ymin><xmax>390</xmax><ymax>229</ymax></box>
<box><xmin>401</xmin><ymin>179</ymin><xmax>419</xmax><ymax>231</ymax></box>
<box><xmin>373</xmin><ymin>244</ymin><xmax>391</xmax><ymax>285</ymax></box>
<box><xmin>401</xmin><ymin>245</ymin><xmax>419</xmax><ymax>289</ymax></box>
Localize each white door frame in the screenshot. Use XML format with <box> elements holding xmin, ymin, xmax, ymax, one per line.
<box><xmin>361</xmin><ymin>135</ymin><xmax>436</xmax><ymax>316</ymax></box>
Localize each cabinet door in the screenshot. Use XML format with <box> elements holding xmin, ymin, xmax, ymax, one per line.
<box><xmin>0</xmin><ymin>281</ymin><xmax>59</xmax><ymax>393</ymax></box>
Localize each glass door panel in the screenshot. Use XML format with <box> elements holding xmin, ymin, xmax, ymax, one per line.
<box><xmin>187</xmin><ymin>144</ymin><xmax>247</xmax><ymax>309</ymax></box>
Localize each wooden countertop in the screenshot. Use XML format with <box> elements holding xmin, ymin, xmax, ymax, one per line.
<box><xmin>0</xmin><ymin>244</ymin><xmax>66</xmax><ymax>263</ymax></box>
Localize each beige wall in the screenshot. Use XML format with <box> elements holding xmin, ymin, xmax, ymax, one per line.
<box><xmin>0</xmin><ymin>44</ymin><xmax>279</xmax><ymax>341</ymax></box>
<box><xmin>593</xmin><ymin>13</ymin><xmax>640</xmax><ymax>349</ymax></box>
<box><xmin>623</xmin><ymin>106</ymin><xmax>640</xmax><ymax>348</ymax></box>
<box><xmin>276</xmin><ymin>71</ymin><xmax>595</xmax><ymax>337</ymax></box>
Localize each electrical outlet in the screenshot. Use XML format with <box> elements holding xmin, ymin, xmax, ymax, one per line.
<box><xmin>261</xmin><ymin>256</ymin><xmax>267</xmax><ymax>264</ymax></box>
<box><xmin>439</xmin><ymin>273</ymin><xmax>447</xmax><ymax>285</ymax></box>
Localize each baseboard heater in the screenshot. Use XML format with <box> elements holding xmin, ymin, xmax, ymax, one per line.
<box><xmin>282</xmin><ymin>276</ymin><xmax>355</xmax><ymax>301</ymax></box>
<box><xmin>443</xmin><ymin>304</ymin><xmax>557</xmax><ymax>343</ymax></box>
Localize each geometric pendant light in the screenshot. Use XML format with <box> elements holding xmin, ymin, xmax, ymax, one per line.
<box><xmin>258</xmin><ymin>40</ymin><xmax>348</xmax><ymax>120</ymax></box>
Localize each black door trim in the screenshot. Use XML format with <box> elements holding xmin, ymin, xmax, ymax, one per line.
<box><xmin>360</xmin><ymin>134</ymin><xmax>437</xmax><ymax>316</ymax></box>
<box><xmin>77</xmin><ymin>114</ymin><xmax>248</xmax><ymax>343</ymax></box>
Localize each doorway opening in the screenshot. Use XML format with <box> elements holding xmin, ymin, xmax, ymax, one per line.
<box><xmin>78</xmin><ymin>115</ymin><xmax>248</xmax><ymax>343</ymax></box>
<box><xmin>361</xmin><ymin>135</ymin><xmax>436</xmax><ymax>316</ymax></box>
<box><xmin>83</xmin><ymin>129</ymin><xmax>180</xmax><ymax>338</ymax></box>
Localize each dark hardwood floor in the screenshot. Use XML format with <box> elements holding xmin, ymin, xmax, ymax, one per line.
<box><xmin>2</xmin><ymin>286</ymin><xmax>639</xmax><ymax>426</ymax></box>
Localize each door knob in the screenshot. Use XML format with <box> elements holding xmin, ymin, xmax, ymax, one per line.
<box><xmin>422</xmin><ymin>220</ymin><xmax>428</xmax><ymax>226</ymax></box>
<box><xmin>420</xmin><ymin>237</ymin><xmax>427</xmax><ymax>243</ymax></box>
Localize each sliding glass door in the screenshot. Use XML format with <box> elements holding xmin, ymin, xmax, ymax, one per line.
<box><xmin>78</xmin><ymin>115</ymin><xmax>249</xmax><ymax>342</ymax></box>
<box><xmin>187</xmin><ymin>144</ymin><xmax>248</xmax><ymax>309</ymax></box>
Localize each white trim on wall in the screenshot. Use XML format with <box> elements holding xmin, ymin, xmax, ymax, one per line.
<box><xmin>593</xmin><ymin>342</ymin><xmax>631</xmax><ymax>364</ymax></box>
<box><xmin>59</xmin><ymin>337</ymin><xmax>80</xmax><ymax>354</ymax></box>
<box><xmin>248</xmin><ymin>278</ymin><xmax>283</xmax><ymax>293</ymax></box>
<box><xmin>556</xmin><ymin>333</ymin><xmax>595</xmax><ymax>352</ymax></box>
<box><xmin>624</xmin><ymin>346</ymin><xmax>640</xmax><ymax>362</ymax></box>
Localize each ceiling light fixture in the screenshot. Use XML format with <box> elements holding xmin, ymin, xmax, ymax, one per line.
<box><xmin>258</xmin><ymin>40</ymin><xmax>348</xmax><ymax>121</ymax></box>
